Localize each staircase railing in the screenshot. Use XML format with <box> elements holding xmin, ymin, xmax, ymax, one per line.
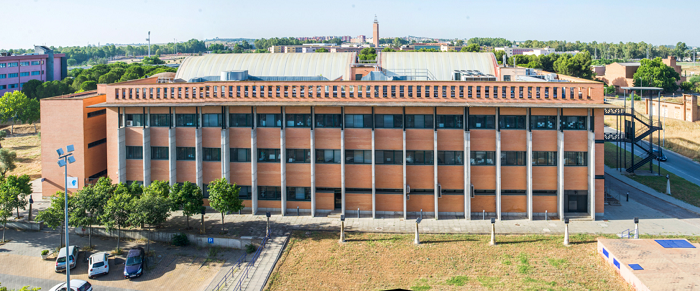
<box><xmin>231</xmin><ymin>231</ymin><xmax>271</xmax><ymax>291</ymax></box>
<box><xmin>210</xmin><ymin>252</ymin><xmax>248</xmax><ymax>291</ymax></box>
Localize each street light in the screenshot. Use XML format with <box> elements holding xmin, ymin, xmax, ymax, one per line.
<box><xmin>28</xmin><ymin>196</ymin><xmax>33</xmax><ymax>222</ymax></box>
<box><xmin>634</xmin><ymin>217</ymin><xmax>639</xmax><ymax>239</ymax></box>
<box><xmin>414</xmin><ymin>217</ymin><xmax>422</xmax><ymax>245</ymax></box>
<box><xmin>265</xmin><ymin>212</ymin><xmax>271</xmax><ymax>237</ymax></box>
<box><xmin>57</xmin><ymin>144</ymin><xmax>75</xmax><ymax>291</ymax></box>
<box><xmin>563</xmin><ymin>218</ymin><xmax>570</xmax><ymax>246</ymax></box>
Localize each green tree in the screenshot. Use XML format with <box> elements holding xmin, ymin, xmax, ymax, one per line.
<box><xmin>315</xmin><ymin>48</ymin><xmax>328</xmax><ymax>53</ymax></box>
<box><xmin>142</xmin><ymin>56</ymin><xmax>165</xmax><ymax>65</ymax></box>
<box><xmin>382</xmin><ymin>47</ymin><xmax>396</xmax><ymax>52</ymax></box>
<box><xmin>455</xmin><ymin>39</ymin><xmax>464</xmax><ymax>47</ymax></box>
<box><xmin>0</xmin><ymin>149</ymin><xmax>17</xmax><ymax>178</ymax></box>
<box><xmin>493</xmin><ymin>50</ymin><xmax>507</xmax><ymax>64</ymax></box>
<box><xmin>680</xmin><ymin>81</ymin><xmax>693</xmax><ymax>92</ymax></box>
<box><xmin>169</xmin><ymin>181</ymin><xmax>203</xmax><ymax>229</ymax></box>
<box><xmin>67</xmin><ymin>58</ymin><xmax>77</xmax><ymax>66</ymax></box>
<box><xmin>102</xmin><ymin>183</ymin><xmax>134</xmax><ymax>251</ymax></box>
<box><xmin>207</xmin><ymin>178</ymin><xmax>243</xmax><ymax>233</ymax></box>
<box><xmin>80</xmin><ymin>80</ymin><xmax>97</xmax><ymax>91</ymax></box>
<box><xmin>632</xmin><ymin>57</ymin><xmax>681</xmax><ymax>93</ymax></box>
<box><xmin>0</xmin><ymin>91</ymin><xmax>39</xmax><ymax>134</ymax></box>
<box><xmin>98</xmin><ymin>72</ymin><xmax>120</xmax><ymax>84</ymax></box>
<box><xmin>20</xmin><ymin>79</ymin><xmax>43</xmax><ymax>99</ymax></box>
<box><xmin>129</xmin><ymin>191</ymin><xmax>170</xmax><ymax>254</ymax></box>
<box><xmin>70</xmin><ymin>177</ymin><xmax>113</xmax><ymax>248</ymax></box>
<box><xmin>674</xmin><ymin>42</ymin><xmax>688</xmax><ymax>59</ymax></box>
<box><xmin>0</xmin><ymin>282</ymin><xmax>42</xmax><ymax>291</ymax></box>
<box><xmin>552</xmin><ymin>51</ymin><xmax>594</xmax><ymax>80</ymax></box>
<box><xmin>2</xmin><ymin>175</ymin><xmax>32</xmax><ymax>219</ymax></box>
<box><xmin>144</xmin><ymin>180</ymin><xmax>170</xmax><ymax>199</ymax></box>
<box><xmin>35</xmin><ymin>192</ymin><xmax>71</xmax><ymax>248</ymax></box>
<box><xmin>461</xmin><ymin>44</ymin><xmax>480</xmax><ymax>52</ymax></box>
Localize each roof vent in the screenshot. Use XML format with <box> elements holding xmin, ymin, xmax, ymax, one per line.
<box><xmin>221</xmin><ymin>70</ymin><xmax>248</xmax><ymax>81</ymax></box>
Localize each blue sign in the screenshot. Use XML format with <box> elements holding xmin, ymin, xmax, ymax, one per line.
<box><xmin>208</xmin><ymin>238</ymin><xmax>214</xmax><ymax>244</ymax></box>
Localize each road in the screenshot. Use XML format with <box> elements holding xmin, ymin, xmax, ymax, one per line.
<box><xmin>604</xmin><ymin>126</ymin><xmax>700</xmax><ymax>187</ymax></box>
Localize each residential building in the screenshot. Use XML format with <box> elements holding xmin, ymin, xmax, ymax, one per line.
<box><xmin>0</xmin><ymin>45</ymin><xmax>67</xmax><ymax>95</ymax></box>
<box><xmin>594</xmin><ymin>56</ymin><xmax>686</xmax><ymax>94</ymax></box>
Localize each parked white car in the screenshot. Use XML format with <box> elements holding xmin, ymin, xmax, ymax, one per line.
<box><xmin>88</xmin><ymin>252</ymin><xmax>110</xmax><ymax>278</ymax></box>
<box><xmin>48</xmin><ymin>279</ymin><xmax>92</xmax><ymax>291</ymax></box>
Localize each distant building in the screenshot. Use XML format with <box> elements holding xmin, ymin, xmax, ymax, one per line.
<box><xmin>594</xmin><ymin>56</ymin><xmax>685</xmax><ymax>94</ymax></box>
<box><xmin>373</xmin><ymin>16</ymin><xmax>379</xmax><ymax>48</ymax></box>
<box><xmin>351</xmin><ymin>35</ymin><xmax>366</xmax><ymax>44</ymax></box>
<box><xmin>0</xmin><ymin>45</ymin><xmax>67</xmax><ymax>95</ymax></box>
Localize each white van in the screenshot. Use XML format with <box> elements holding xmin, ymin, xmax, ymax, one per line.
<box><xmin>55</xmin><ymin>246</ymin><xmax>79</xmax><ymax>272</ymax></box>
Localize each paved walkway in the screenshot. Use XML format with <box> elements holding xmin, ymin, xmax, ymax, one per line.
<box><xmin>224</xmin><ymin>235</ymin><xmax>287</xmax><ymax>291</ymax></box>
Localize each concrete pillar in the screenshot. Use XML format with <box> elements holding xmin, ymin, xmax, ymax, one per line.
<box><xmin>588</xmin><ymin>109</ymin><xmax>596</xmax><ymax>220</ymax></box>
<box><xmin>434</xmin><ymin>129</ymin><xmax>439</xmax><ymax>220</ymax></box>
<box><xmin>281</xmin><ymin>107</ymin><xmax>286</xmax><ymax>216</ymax></box>
<box><xmin>402</xmin><ymin>129</ymin><xmax>407</xmax><ymax>220</ymax></box>
<box><xmin>340</xmin><ymin>109</ymin><xmax>346</xmax><ymax>216</ymax></box>
<box><xmin>557</xmin><ymin>109</ymin><xmax>565</xmax><ymax>220</ymax></box>
<box><xmin>526</xmin><ymin>109</ymin><xmax>533</xmax><ymax>220</ymax></box>
<box><xmin>251</xmin><ymin>107</ymin><xmax>258</xmax><ymax>215</ymax></box>
<box><xmin>371</xmin><ymin>129</ymin><xmax>376</xmax><ymax>219</ymax></box>
<box><xmin>143</xmin><ymin>127</ymin><xmax>151</xmax><ymax>186</ymax></box>
<box><xmin>195</xmin><ymin>127</ymin><xmax>203</xmax><ymax>189</ymax></box>
<box><xmin>310</xmin><ymin>108</ymin><xmax>316</xmax><ymax>217</ymax></box>
<box><xmin>222</xmin><ymin>107</ymin><xmax>230</xmax><ymax>182</ymax></box>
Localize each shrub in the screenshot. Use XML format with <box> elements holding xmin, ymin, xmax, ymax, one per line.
<box><xmin>171</xmin><ymin>233</ymin><xmax>190</xmax><ymax>246</ymax></box>
<box><xmin>41</xmin><ymin>250</ymin><xmax>49</xmax><ymax>255</ymax></box>
<box><xmin>245</xmin><ymin>243</ymin><xmax>256</xmax><ymax>254</ymax></box>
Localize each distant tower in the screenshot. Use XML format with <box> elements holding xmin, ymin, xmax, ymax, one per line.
<box><xmin>373</xmin><ymin>15</ymin><xmax>379</xmax><ymax>48</ymax></box>
<box><xmin>147</xmin><ymin>31</ymin><xmax>151</xmax><ymax>57</ymax></box>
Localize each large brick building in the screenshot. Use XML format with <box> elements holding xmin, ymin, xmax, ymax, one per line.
<box><xmin>41</xmin><ymin>52</ymin><xmax>606</xmax><ymax>221</ymax></box>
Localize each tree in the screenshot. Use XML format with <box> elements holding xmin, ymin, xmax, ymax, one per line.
<box><xmin>102</xmin><ymin>183</ymin><xmax>134</xmax><ymax>251</ymax></box>
<box><xmin>169</xmin><ymin>181</ymin><xmax>203</xmax><ymax>229</ymax></box>
<box><xmin>67</xmin><ymin>59</ymin><xmax>77</xmax><ymax>66</ymax></box>
<box><xmin>80</xmin><ymin>80</ymin><xmax>97</xmax><ymax>91</ymax></box>
<box><xmin>493</xmin><ymin>50</ymin><xmax>507</xmax><ymax>64</ymax></box>
<box><xmin>0</xmin><ymin>91</ymin><xmax>39</xmax><ymax>134</ymax></box>
<box><xmin>680</xmin><ymin>81</ymin><xmax>693</xmax><ymax>92</ymax></box>
<box><xmin>455</xmin><ymin>39</ymin><xmax>464</xmax><ymax>47</ymax></box>
<box><xmin>674</xmin><ymin>42</ymin><xmax>688</xmax><ymax>60</ymax></box>
<box><xmin>2</xmin><ymin>175</ymin><xmax>31</xmax><ymax>219</ymax></box>
<box><xmin>129</xmin><ymin>191</ymin><xmax>170</xmax><ymax>254</ymax></box>
<box><xmin>0</xmin><ymin>149</ymin><xmax>17</xmax><ymax>178</ymax></box>
<box><xmin>207</xmin><ymin>178</ymin><xmax>243</xmax><ymax>233</ymax></box>
<box><xmin>552</xmin><ymin>51</ymin><xmax>595</xmax><ymax>80</ymax></box>
<box><xmin>35</xmin><ymin>192</ymin><xmax>71</xmax><ymax>248</ymax></box>
<box><xmin>70</xmin><ymin>177</ymin><xmax>113</xmax><ymax>248</ymax></box>
<box><xmin>461</xmin><ymin>44</ymin><xmax>480</xmax><ymax>52</ymax></box>
<box><xmin>98</xmin><ymin>72</ymin><xmax>120</xmax><ymax>84</ymax></box>
<box><xmin>382</xmin><ymin>47</ymin><xmax>396</xmax><ymax>52</ymax></box>
<box><xmin>0</xmin><ymin>282</ymin><xmax>42</xmax><ymax>291</ymax></box>
<box><xmin>142</xmin><ymin>56</ymin><xmax>165</xmax><ymax>65</ymax></box>
<box><xmin>632</xmin><ymin>57</ymin><xmax>681</xmax><ymax>93</ymax></box>
<box><xmin>20</xmin><ymin>79</ymin><xmax>43</xmax><ymax>99</ymax></box>
<box><xmin>144</xmin><ymin>180</ymin><xmax>170</xmax><ymax>199</ymax></box>
<box><xmin>315</xmin><ymin>48</ymin><xmax>328</xmax><ymax>53</ymax></box>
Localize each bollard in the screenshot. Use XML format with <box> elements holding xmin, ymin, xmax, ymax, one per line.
<box><xmin>483</xmin><ymin>210</ymin><xmax>486</xmax><ymax>220</ymax></box>
<box><xmin>357</xmin><ymin>208</ymin><xmax>360</xmax><ymax>219</ymax></box>
<box><xmin>489</xmin><ymin>218</ymin><xmax>496</xmax><ymax>245</ymax></box>
<box><xmin>563</xmin><ymin>218</ymin><xmax>570</xmax><ymax>246</ymax></box>
<box><xmin>339</xmin><ymin>215</ymin><xmax>346</xmax><ymax>243</ymax></box>
<box><xmin>414</xmin><ymin>218</ymin><xmax>422</xmax><ymax>245</ymax></box>
<box><xmin>634</xmin><ymin>217</ymin><xmax>639</xmax><ymax>239</ymax></box>
<box><xmin>545</xmin><ymin>210</ymin><xmax>548</xmax><ymax>221</ymax></box>
<box><xmin>297</xmin><ymin>206</ymin><xmax>300</xmax><ymax>216</ymax></box>
<box><xmin>626</xmin><ymin>192</ymin><xmax>629</xmax><ymax>202</ymax></box>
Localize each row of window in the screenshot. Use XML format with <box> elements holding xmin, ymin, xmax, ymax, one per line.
<box><xmin>0</xmin><ymin>71</ymin><xmax>42</xmax><ymax>79</ymax></box>
<box><xmin>122</xmin><ymin>113</ymin><xmax>588</xmax><ymax>131</ymax></box>
<box><xmin>244</xmin><ymin>187</ymin><xmax>567</xmax><ymax>200</ymax></box>
<box><xmin>0</xmin><ymin>61</ymin><xmax>41</xmax><ymax>68</ymax></box>
<box><xmin>128</xmin><ymin>146</ymin><xmax>586</xmax><ymax>166</ymax></box>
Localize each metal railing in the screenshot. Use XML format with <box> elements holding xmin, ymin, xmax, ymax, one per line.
<box><xmin>210</xmin><ymin>252</ymin><xmax>248</xmax><ymax>291</ymax></box>
<box><xmin>620</xmin><ymin>229</ymin><xmax>637</xmax><ymax>239</ymax></box>
<box><xmin>231</xmin><ymin>231</ymin><xmax>271</xmax><ymax>291</ymax></box>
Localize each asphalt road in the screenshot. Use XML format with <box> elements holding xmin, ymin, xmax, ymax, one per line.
<box><xmin>604</xmin><ymin>126</ymin><xmax>700</xmax><ymax>187</ymax></box>
<box><xmin>0</xmin><ymin>274</ymin><xmax>137</xmax><ymax>291</ymax></box>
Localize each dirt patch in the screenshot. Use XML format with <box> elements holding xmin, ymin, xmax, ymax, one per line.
<box><xmin>265</xmin><ymin>232</ymin><xmax>630</xmax><ymax>291</ymax></box>
<box><xmin>1</xmin><ymin>123</ymin><xmax>42</xmax><ymax>179</ymax></box>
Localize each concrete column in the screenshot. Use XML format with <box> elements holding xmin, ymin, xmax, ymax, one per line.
<box><xmin>281</xmin><ymin>107</ymin><xmax>286</xmax><ymax>216</ymax></box>
<box><xmin>118</xmin><ymin>127</ymin><xmax>126</xmax><ymax>184</ymax></box>
<box><xmin>434</xmin><ymin>129</ymin><xmax>439</xmax><ymax>220</ymax></box>
<box><xmin>195</xmin><ymin>127</ymin><xmax>203</xmax><ymax>189</ymax></box>
<box><xmin>588</xmin><ymin>109</ymin><xmax>596</xmax><ymax>220</ymax></box>
<box><xmin>310</xmin><ymin>108</ymin><xmax>316</xmax><ymax>217</ymax></box>
<box><xmin>371</xmin><ymin>129</ymin><xmax>376</xmax><ymax>219</ymax></box>
<box><xmin>464</xmin><ymin>131</ymin><xmax>471</xmax><ymax>220</ymax></box>
<box><xmin>526</xmin><ymin>109</ymin><xmax>533</xmax><ymax>220</ymax></box>
<box><xmin>496</xmin><ymin>130</ymin><xmax>502</xmax><ymax>221</ymax></box>
<box><xmin>557</xmin><ymin>109</ymin><xmax>565</xmax><ymax>220</ymax></box>
<box><xmin>251</xmin><ymin>107</ymin><xmax>258</xmax><ymax>215</ymax></box>
<box><xmin>222</xmin><ymin>107</ymin><xmax>230</xmax><ymax>182</ymax></box>
<box><xmin>402</xmin><ymin>129</ymin><xmax>407</xmax><ymax>220</ymax></box>
<box><xmin>143</xmin><ymin>127</ymin><xmax>151</xmax><ymax>186</ymax></box>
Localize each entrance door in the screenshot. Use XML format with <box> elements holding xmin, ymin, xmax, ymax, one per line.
<box><xmin>334</xmin><ymin>190</ymin><xmax>342</xmax><ymax>210</ymax></box>
<box><xmin>565</xmin><ymin>190</ymin><xmax>588</xmax><ymax>213</ymax></box>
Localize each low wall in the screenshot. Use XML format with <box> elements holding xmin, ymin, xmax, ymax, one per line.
<box><xmin>3</xmin><ymin>220</ymin><xmax>43</xmax><ymax>231</ymax></box>
<box><xmin>645</xmin><ymin>94</ymin><xmax>699</xmax><ymax>122</ymax></box>
<box><xmin>72</xmin><ymin>226</ymin><xmax>260</xmax><ymax>249</ymax></box>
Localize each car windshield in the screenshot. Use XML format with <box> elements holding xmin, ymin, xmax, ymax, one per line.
<box><xmin>57</xmin><ymin>257</ymin><xmax>66</xmax><ymax>263</ymax></box>
<box><xmin>92</xmin><ymin>262</ymin><xmax>104</xmax><ymax>268</ymax></box>
<box><xmin>126</xmin><ymin>256</ymin><xmax>142</xmax><ymax>266</ymax></box>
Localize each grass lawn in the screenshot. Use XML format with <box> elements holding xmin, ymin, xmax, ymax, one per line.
<box><xmin>265</xmin><ymin>231</ymin><xmax>632</xmax><ymax>291</ymax></box>
<box><xmin>1</xmin><ymin>123</ymin><xmax>42</xmax><ymax>179</ymax></box>
<box><xmin>603</xmin><ymin>142</ymin><xmax>700</xmax><ymax>207</ymax></box>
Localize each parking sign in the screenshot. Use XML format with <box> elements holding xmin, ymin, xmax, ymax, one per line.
<box><xmin>208</xmin><ymin>238</ymin><xmax>214</xmax><ymax>244</ymax></box>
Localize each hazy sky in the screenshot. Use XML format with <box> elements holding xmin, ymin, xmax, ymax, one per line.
<box><xmin>2</xmin><ymin>0</ymin><xmax>697</xmax><ymax>49</ymax></box>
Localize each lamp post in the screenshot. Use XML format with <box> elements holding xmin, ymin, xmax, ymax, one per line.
<box><xmin>489</xmin><ymin>218</ymin><xmax>496</xmax><ymax>246</ymax></box>
<box><xmin>28</xmin><ymin>196</ymin><xmax>33</xmax><ymax>222</ymax></box>
<box><xmin>666</xmin><ymin>175</ymin><xmax>671</xmax><ymax>195</ymax></box>
<box><xmin>57</xmin><ymin>145</ymin><xmax>76</xmax><ymax>291</ymax></box>
<box><xmin>339</xmin><ymin>215</ymin><xmax>346</xmax><ymax>243</ymax></box>
<box><xmin>265</xmin><ymin>212</ymin><xmax>271</xmax><ymax>237</ymax></box>
<box><xmin>634</xmin><ymin>217</ymin><xmax>639</xmax><ymax>239</ymax></box>
<box><xmin>200</xmin><ymin>206</ymin><xmax>206</xmax><ymax>235</ymax></box>
<box><xmin>563</xmin><ymin>218</ymin><xmax>570</xmax><ymax>246</ymax></box>
<box><xmin>414</xmin><ymin>217</ymin><xmax>422</xmax><ymax>245</ymax></box>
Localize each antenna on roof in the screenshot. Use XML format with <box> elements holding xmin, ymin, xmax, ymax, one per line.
<box><xmin>374</xmin><ymin>14</ymin><xmax>378</xmax><ymax>23</ymax></box>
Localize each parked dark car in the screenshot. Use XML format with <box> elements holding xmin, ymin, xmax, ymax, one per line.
<box><xmin>123</xmin><ymin>247</ymin><xmax>145</xmax><ymax>279</ymax></box>
<box><xmin>653</xmin><ymin>149</ymin><xmax>667</xmax><ymax>162</ymax></box>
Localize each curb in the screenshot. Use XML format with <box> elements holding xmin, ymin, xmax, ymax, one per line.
<box><xmin>605</xmin><ymin>165</ymin><xmax>700</xmax><ymax>216</ymax></box>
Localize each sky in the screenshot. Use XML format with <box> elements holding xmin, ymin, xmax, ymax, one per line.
<box><xmin>1</xmin><ymin>0</ymin><xmax>697</xmax><ymax>49</ymax></box>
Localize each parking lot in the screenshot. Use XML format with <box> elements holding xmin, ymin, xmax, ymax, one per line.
<box><xmin>0</xmin><ymin>229</ymin><xmax>244</xmax><ymax>291</ymax></box>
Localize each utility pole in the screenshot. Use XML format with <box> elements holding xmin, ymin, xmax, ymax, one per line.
<box><xmin>147</xmin><ymin>31</ymin><xmax>151</xmax><ymax>57</ymax></box>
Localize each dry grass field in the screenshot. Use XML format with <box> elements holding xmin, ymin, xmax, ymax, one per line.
<box><xmin>0</xmin><ymin>123</ymin><xmax>42</xmax><ymax>179</ymax></box>
<box><xmin>265</xmin><ymin>232</ymin><xmax>631</xmax><ymax>291</ymax></box>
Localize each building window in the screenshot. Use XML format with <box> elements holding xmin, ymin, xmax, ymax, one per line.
<box><xmin>470</xmin><ymin>151</ymin><xmax>495</xmax><ymax>165</ymax></box>
<box><xmin>287</xmin><ymin>187</ymin><xmax>311</xmax><ymax>201</ymax></box>
<box><xmin>499</xmin><ymin>115</ymin><xmax>526</xmax><ymax>129</ymax></box>
<box><xmin>150</xmin><ymin>114</ymin><xmax>170</xmax><ymax>127</ymax></box>
<box><xmin>469</xmin><ymin>115</ymin><xmax>495</xmax><ymax>129</ymax></box>
<box><xmin>202</xmin><ymin>114</ymin><xmax>222</xmax><ymax>127</ymax></box>
<box><xmin>345</xmin><ymin>150</ymin><xmax>372</xmax><ymax>164</ymax></box>
<box><xmin>437</xmin><ymin>115</ymin><xmax>463</xmax><ymax>129</ymax></box>
<box><xmin>0</xmin><ymin>63</ymin><xmax>5</xmax><ymax>68</ymax></box>
<box><xmin>286</xmin><ymin>114</ymin><xmax>311</xmax><ymax>127</ymax></box>
<box><xmin>126</xmin><ymin>114</ymin><xmax>144</xmax><ymax>127</ymax></box>
<box><xmin>531</xmin><ymin>115</ymin><xmax>557</xmax><ymax>130</ymax></box>
<box><xmin>374</xmin><ymin>114</ymin><xmax>403</xmax><ymax>128</ymax></box>
<box><xmin>31</xmin><ymin>71</ymin><xmax>41</xmax><ymax>76</ymax></box>
<box><xmin>502</xmin><ymin>190</ymin><xmax>526</xmax><ymax>195</ymax></box>
<box><xmin>375</xmin><ymin>150</ymin><xmax>403</xmax><ymax>165</ymax></box>
<box><xmin>564</xmin><ymin>152</ymin><xmax>587</xmax><ymax>166</ymax></box>
<box><xmin>533</xmin><ymin>190</ymin><xmax>557</xmax><ymax>196</ymax></box>
<box><xmin>203</xmin><ymin>148</ymin><xmax>221</xmax><ymax>161</ymax></box>
<box><xmin>176</xmin><ymin>114</ymin><xmax>198</xmax><ymax>127</ymax></box>
<box><xmin>474</xmin><ymin>189</ymin><xmax>496</xmax><ymax>196</ymax></box>
<box><xmin>315</xmin><ymin>114</ymin><xmax>342</xmax><ymax>128</ymax></box>
<box><xmin>406</xmin><ymin>115</ymin><xmax>434</xmax><ymax>129</ymax></box>
<box><xmin>176</xmin><ymin>147</ymin><xmax>196</xmax><ymax>160</ymax></box>
<box><xmin>406</xmin><ymin>150</ymin><xmax>434</xmax><ymax>165</ymax></box>
<box><xmin>560</xmin><ymin>116</ymin><xmax>587</xmax><ymax>130</ymax></box>
<box><xmin>8</xmin><ymin>84</ymin><xmax>18</xmax><ymax>89</ymax></box>
<box><xmin>238</xmin><ymin>186</ymin><xmax>252</xmax><ymax>199</ymax></box>
<box><xmin>0</xmin><ymin>85</ymin><xmax>6</xmax><ymax>90</ymax></box>
<box><xmin>258</xmin><ymin>149</ymin><xmax>280</xmax><ymax>162</ymax></box>
<box><xmin>8</xmin><ymin>62</ymin><xmax>18</xmax><ymax>67</ymax></box>
<box><xmin>0</xmin><ymin>74</ymin><xmax>5</xmax><ymax>79</ymax></box>
<box><xmin>230</xmin><ymin>148</ymin><xmax>251</xmax><ymax>162</ymax></box>
<box><xmin>438</xmin><ymin>151</ymin><xmax>464</xmax><ymax>165</ymax></box>
<box><xmin>257</xmin><ymin>114</ymin><xmax>282</xmax><ymax>127</ymax></box>
<box><xmin>258</xmin><ymin>186</ymin><xmax>281</xmax><ymax>200</ymax></box>
<box><xmin>286</xmin><ymin>149</ymin><xmax>310</xmax><ymax>163</ymax></box>
<box><xmin>8</xmin><ymin>73</ymin><xmax>18</xmax><ymax>78</ymax></box>
<box><xmin>229</xmin><ymin>113</ymin><xmax>252</xmax><ymax>127</ymax></box>
<box><xmin>19</xmin><ymin>72</ymin><xmax>29</xmax><ymax>77</ymax></box>
<box><xmin>316</xmin><ymin>149</ymin><xmax>341</xmax><ymax>163</ymax></box>
<box><xmin>126</xmin><ymin>146</ymin><xmax>143</xmax><ymax>159</ymax></box>
<box><xmin>151</xmin><ymin>147</ymin><xmax>169</xmax><ymax>160</ymax></box>
<box><xmin>19</xmin><ymin>62</ymin><xmax>30</xmax><ymax>66</ymax></box>
<box><xmin>31</xmin><ymin>61</ymin><xmax>40</xmax><ymax>65</ymax></box>
<box><xmin>344</xmin><ymin>114</ymin><xmax>373</xmax><ymax>128</ymax></box>
<box><xmin>533</xmin><ymin>151</ymin><xmax>557</xmax><ymax>166</ymax></box>
<box><xmin>87</xmin><ymin>138</ymin><xmax>106</xmax><ymax>148</ymax></box>
<box><xmin>87</xmin><ymin>109</ymin><xmax>106</xmax><ymax>118</ymax></box>
<box><xmin>501</xmin><ymin>151</ymin><xmax>525</xmax><ymax>166</ymax></box>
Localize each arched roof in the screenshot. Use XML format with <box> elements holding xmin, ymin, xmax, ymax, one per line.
<box><xmin>174</xmin><ymin>53</ymin><xmax>356</xmax><ymax>82</ymax></box>
<box><xmin>380</xmin><ymin>52</ymin><xmax>499</xmax><ymax>81</ymax></box>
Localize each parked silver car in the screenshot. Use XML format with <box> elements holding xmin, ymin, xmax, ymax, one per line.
<box><xmin>55</xmin><ymin>246</ymin><xmax>79</xmax><ymax>272</ymax></box>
